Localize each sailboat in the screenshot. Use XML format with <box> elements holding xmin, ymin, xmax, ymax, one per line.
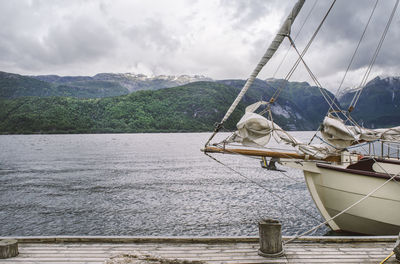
<box><xmin>203</xmin><ymin>0</ymin><xmax>400</xmax><ymax>235</ymax></box>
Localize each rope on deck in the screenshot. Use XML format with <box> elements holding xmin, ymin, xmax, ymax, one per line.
<box><xmin>379</xmin><ymin>251</ymin><xmax>394</xmax><ymax>264</ymax></box>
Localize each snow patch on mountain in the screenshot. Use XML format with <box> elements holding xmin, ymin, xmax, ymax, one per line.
<box><xmin>33</xmin><ymin>72</ymin><xmax>214</xmax><ymax>92</ymax></box>
<box><xmin>271</xmin><ymin>104</ymin><xmax>291</xmax><ymax>119</ymax></box>
<box><xmin>92</xmin><ymin>73</ymin><xmax>213</xmax><ymax>91</ymax></box>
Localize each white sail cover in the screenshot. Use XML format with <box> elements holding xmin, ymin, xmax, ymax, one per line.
<box><xmin>228</xmin><ymin>111</ymin><xmax>400</xmax><ymax>158</ymax></box>
<box><xmin>227</xmin><ymin>102</ymin><xmax>333</xmax><ymax>159</ymax></box>
<box><xmin>321</xmin><ymin>116</ymin><xmax>400</xmax><ymax>148</ymax></box>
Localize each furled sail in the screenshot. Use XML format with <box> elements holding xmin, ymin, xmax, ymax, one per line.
<box><xmin>226</xmin><ymin>102</ymin><xmax>334</xmax><ymax>159</ymax></box>
<box><xmin>321</xmin><ymin>115</ymin><xmax>400</xmax><ymax>148</ymax></box>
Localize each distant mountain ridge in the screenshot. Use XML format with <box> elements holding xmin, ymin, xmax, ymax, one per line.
<box><xmin>0</xmin><ymin>71</ymin><xmax>54</xmax><ymax>98</ymax></box>
<box><xmin>0</xmin><ymin>71</ymin><xmax>213</xmax><ymax>99</ymax></box>
<box><xmin>0</xmin><ymin>77</ymin><xmax>336</xmax><ymax>133</ymax></box>
<box><xmin>339</xmin><ymin>75</ymin><xmax>400</xmax><ymax>128</ymax></box>
<box><xmin>1</xmin><ymin>70</ymin><xmax>400</xmax><ymax>134</ymax></box>
<box><xmin>33</xmin><ymin>72</ymin><xmax>213</xmax><ymax>92</ymax></box>
<box><xmin>0</xmin><ymin>71</ymin><xmax>130</xmax><ymax>99</ymax></box>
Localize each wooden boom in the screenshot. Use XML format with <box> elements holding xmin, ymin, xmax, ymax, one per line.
<box><xmin>203</xmin><ymin>146</ymin><xmax>341</xmax><ymax>163</ymax></box>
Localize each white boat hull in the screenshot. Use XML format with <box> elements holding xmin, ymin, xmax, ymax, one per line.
<box><xmin>303</xmin><ymin>160</ymin><xmax>400</xmax><ymax>235</ymax></box>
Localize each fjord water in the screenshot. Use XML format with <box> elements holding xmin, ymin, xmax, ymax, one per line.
<box><xmin>0</xmin><ymin>132</ymin><xmax>328</xmax><ymax>236</ymax></box>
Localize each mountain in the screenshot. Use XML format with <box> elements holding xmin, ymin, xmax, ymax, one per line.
<box><xmin>0</xmin><ymin>71</ymin><xmax>130</xmax><ymax>99</ymax></box>
<box><xmin>2</xmin><ymin>69</ymin><xmax>399</xmax><ymax>134</ymax></box>
<box><xmin>0</xmin><ymin>82</ymin><xmax>244</xmax><ymax>134</ymax></box>
<box><xmin>0</xmin><ymin>70</ymin><xmax>334</xmax><ymax>128</ymax></box>
<box><xmin>0</xmin><ymin>78</ymin><xmax>337</xmax><ymax>134</ymax></box>
<box><xmin>0</xmin><ymin>71</ymin><xmax>54</xmax><ymax>98</ymax></box>
<box><xmin>0</xmin><ymin>71</ymin><xmax>213</xmax><ymax>99</ymax></box>
<box><xmin>92</xmin><ymin>73</ymin><xmax>213</xmax><ymax>91</ymax></box>
<box><xmin>339</xmin><ymin>76</ymin><xmax>400</xmax><ymax>128</ymax></box>
<box><xmin>33</xmin><ymin>73</ymin><xmax>213</xmax><ymax>92</ymax></box>
<box><xmin>33</xmin><ymin>74</ymin><xmax>93</xmax><ymax>83</ymax></box>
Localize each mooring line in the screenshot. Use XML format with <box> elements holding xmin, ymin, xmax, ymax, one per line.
<box><xmin>204</xmin><ymin>152</ymin><xmax>322</xmax><ymax>222</ymax></box>
<box><xmin>205</xmin><ymin>147</ymin><xmax>400</xmax><ymax>244</ymax></box>
<box><xmin>283</xmin><ymin>168</ymin><xmax>400</xmax><ymax>244</ymax></box>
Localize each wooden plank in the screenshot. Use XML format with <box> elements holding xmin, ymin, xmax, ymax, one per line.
<box><xmin>17</xmin><ymin>252</ymin><xmax>264</xmax><ymax>258</ymax></box>
<box><xmin>1</xmin><ymin>236</ymin><xmax>260</xmax><ymax>244</ymax></box>
<box><xmin>0</xmin><ymin>257</ymin><xmax>107</xmax><ymax>261</ymax></box>
<box><xmin>19</xmin><ymin>243</ymin><xmax>250</xmax><ymax>249</ymax></box>
<box><xmin>0</xmin><ymin>260</ymin><xmax>104</xmax><ymax>264</ymax></box>
<box><xmin>287</xmin><ymin>254</ymin><xmax>371</xmax><ymax>259</ymax></box>
<box><xmin>0</xmin><ymin>239</ymin><xmax>397</xmax><ymax>264</ymax></box>
<box><xmin>207</xmin><ymin>260</ymin><xmax>288</xmax><ymax>264</ymax></box>
<box><xmin>0</xmin><ymin>262</ymin><xmax>104</xmax><ymax>264</ymax></box>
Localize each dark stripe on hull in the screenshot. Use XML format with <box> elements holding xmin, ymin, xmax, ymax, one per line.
<box><xmin>316</xmin><ymin>163</ymin><xmax>400</xmax><ymax>181</ymax></box>
<box><xmin>374</xmin><ymin>158</ymin><xmax>400</xmax><ymax>165</ymax></box>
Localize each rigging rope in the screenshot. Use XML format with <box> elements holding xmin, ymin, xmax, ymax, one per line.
<box><xmin>379</xmin><ymin>251</ymin><xmax>395</xmax><ymax>264</ymax></box>
<box><xmin>204</xmin><ymin>152</ymin><xmax>322</xmax><ymax>221</ymax></box>
<box><xmin>203</xmin><ymin>0</ymin><xmax>400</xmax><ymax>244</ymax></box>
<box><xmin>295</xmin><ymin>138</ymin><xmax>400</xmax><ymax>243</ymax></box>
<box><xmin>287</xmin><ymin>35</ymin><xmax>369</xmax><ymax>158</ymax></box>
<box><xmin>349</xmin><ymin>0</ymin><xmax>399</xmax><ymax>111</ymax></box>
<box><xmin>284</xmin><ymin>167</ymin><xmax>400</xmax><ymax>244</ymax></box>
<box><xmin>306</xmin><ymin>0</ymin><xmax>381</xmax><ymax>146</ymax></box>
<box><xmin>221</xmin><ymin>137</ymin><xmax>304</xmax><ymax>183</ymax></box>
<box><xmin>272</xmin><ymin>0</ymin><xmax>318</xmax><ymax>79</ymax></box>
<box><xmin>206</xmin><ymin>143</ymin><xmax>400</xmax><ymax>244</ymax></box>
<box><xmin>204</xmin><ymin>0</ymin><xmax>306</xmax><ymax>148</ymax></box>
<box><xmin>307</xmin><ymin>0</ymin><xmax>397</xmax><ymax>148</ymax></box>
<box><xmin>363</xmin><ymin>143</ymin><xmax>400</xmax><ymax>185</ymax></box>
<box><xmin>333</xmin><ymin>0</ymin><xmax>379</xmax><ymax>102</ymax></box>
<box><xmin>286</xmin><ymin>35</ymin><xmax>365</xmax><ymax>153</ymax></box>
<box><xmin>269</xmin><ymin>0</ymin><xmax>337</xmax><ymax>103</ymax></box>
<box><xmin>286</xmin><ymin>35</ymin><xmax>343</xmax><ymax>117</ymax></box>
<box><xmin>246</xmin><ymin>1</ymin><xmax>337</xmax><ymax>154</ymax></box>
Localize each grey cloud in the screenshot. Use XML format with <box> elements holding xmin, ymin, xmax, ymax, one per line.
<box><xmin>125</xmin><ymin>18</ymin><xmax>180</xmax><ymax>53</ymax></box>
<box><xmin>300</xmin><ymin>1</ymin><xmax>400</xmax><ymax>73</ymax></box>
<box><xmin>0</xmin><ymin>0</ymin><xmax>399</xmax><ymax>87</ymax></box>
<box><xmin>0</xmin><ymin>1</ymin><xmax>115</xmax><ymax>72</ymax></box>
<box><xmin>42</xmin><ymin>17</ymin><xmax>116</xmax><ymax>64</ymax></box>
<box><xmin>219</xmin><ymin>0</ymin><xmax>288</xmax><ymax>28</ymax></box>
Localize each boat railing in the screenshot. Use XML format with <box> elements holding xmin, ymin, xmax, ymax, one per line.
<box><xmin>366</xmin><ymin>140</ymin><xmax>400</xmax><ymax>160</ymax></box>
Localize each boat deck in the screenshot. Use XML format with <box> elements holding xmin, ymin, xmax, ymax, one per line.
<box><xmin>0</xmin><ymin>236</ymin><xmax>398</xmax><ymax>264</ymax></box>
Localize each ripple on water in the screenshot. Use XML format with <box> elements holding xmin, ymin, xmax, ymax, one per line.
<box><xmin>0</xmin><ymin>132</ymin><xmax>329</xmax><ymax>236</ymax></box>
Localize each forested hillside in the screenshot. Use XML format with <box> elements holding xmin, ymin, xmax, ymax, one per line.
<box><xmin>0</xmin><ymin>79</ymin><xmax>335</xmax><ymax>134</ymax></box>
<box><xmin>1</xmin><ymin>69</ymin><xmax>398</xmax><ymax>134</ymax></box>
<box><xmin>0</xmin><ymin>82</ymin><xmax>245</xmax><ymax>134</ymax></box>
<box><xmin>0</xmin><ymin>71</ymin><xmax>130</xmax><ymax>99</ymax></box>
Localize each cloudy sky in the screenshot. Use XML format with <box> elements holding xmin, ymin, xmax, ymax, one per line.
<box><xmin>0</xmin><ymin>0</ymin><xmax>399</xmax><ymax>91</ymax></box>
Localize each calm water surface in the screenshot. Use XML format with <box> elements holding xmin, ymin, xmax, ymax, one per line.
<box><xmin>0</xmin><ymin>132</ymin><xmax>328</xmax><ymax>236</ymax></box>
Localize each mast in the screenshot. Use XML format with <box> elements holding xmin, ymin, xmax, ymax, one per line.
<box><xmin>205</xmin><ymin>0</ymin><xmax>305</xmax><ymax>146</ymax></box>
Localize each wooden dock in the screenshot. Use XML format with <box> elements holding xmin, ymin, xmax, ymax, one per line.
<box><xmin>0</xmin><ymin>236</ymin><xmax>398</xmax><ymax>264</ymax></box>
